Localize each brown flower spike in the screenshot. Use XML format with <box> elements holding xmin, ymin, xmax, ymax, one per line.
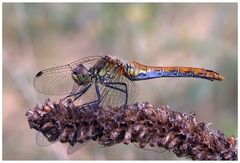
<box><xmin>26</xmin><ymin>99</ymin><xmax>237</xmax><ymax>160</ymax></box>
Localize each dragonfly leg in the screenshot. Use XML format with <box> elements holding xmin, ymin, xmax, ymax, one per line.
<box><xmin>103</xmin><ymin>82</ymin><xmax>128</xmax><ymax>116</ymax></box>
<box><xmin>61</xmin><ymin>84</ymin><xmax>91</xmax><ymax>102</ymax></box>
<box><xmin>104</xmin><ymin>82</ymin><xmax>128</xmax><ymax>105</ymax></box>
<box><xmin>80</xmin><ymin>83</ymin><xmax>102</xmax><ymax>109</ymax></box>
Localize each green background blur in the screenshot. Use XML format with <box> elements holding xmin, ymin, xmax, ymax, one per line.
<box><xmin>3</xmin><ymin>3</ymin><xmax>237</xmax><ymax>160</ymax></box>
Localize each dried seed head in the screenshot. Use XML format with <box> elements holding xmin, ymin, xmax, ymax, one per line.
<box><xmin>26</xmin><ymin>100</ymin><xmax>237</xmax><ymax>160</ymax></box>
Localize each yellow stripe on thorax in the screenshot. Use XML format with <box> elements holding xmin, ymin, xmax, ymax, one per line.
<box><xmin>98</xmin><ymin>62</ymin><xmax>113</xmax><ymax>77</ymax></box>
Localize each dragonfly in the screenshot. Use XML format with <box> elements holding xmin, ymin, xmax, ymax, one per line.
<box><xmin>34</xmin><ymin>55</ymin><xmax>223</xmax><ymax>109</ymax></box>
<box><xmin>33</xmin><ymin>55</ymin><xmax>223</xmax><ymax>154</ymax></box>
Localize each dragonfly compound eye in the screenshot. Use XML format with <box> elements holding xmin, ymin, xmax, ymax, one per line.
<box><xmin>72</xmin><ymin>64</ymin><xmax>90</xmax><ymax>85</ymax></box>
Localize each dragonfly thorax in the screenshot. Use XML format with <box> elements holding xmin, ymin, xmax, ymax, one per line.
<box><xmin>72</xmin><ymin>64</ymin><xmax>91</xmax><ymax>86</ymax></box>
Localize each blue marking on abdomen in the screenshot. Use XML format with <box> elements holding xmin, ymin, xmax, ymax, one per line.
<box><xmin>130</xmin><ymin>70</ymin><xmax>209</xmax><ymax>81</ymax></box>
<box><xmin>130</xmin><ymin>70</ymin><xmax>164</xmax><ymax>80</ymax></box>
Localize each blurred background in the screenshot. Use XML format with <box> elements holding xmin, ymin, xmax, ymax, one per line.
<box><xmin>3</xmin><ymin>3</ymin><xmax>237</xmax><ymax>160</ymax></box>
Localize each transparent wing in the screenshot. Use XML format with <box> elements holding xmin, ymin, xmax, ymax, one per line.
<box><xmin>67</xmin><ymin>142</ymin><xmax>88</xmax><ymax>155</ymax></box>
<box><xmin>33</xmin><ymin>65</ymin><xmax>74</xmax><ymax>95</ymax></box>
<box><xmin>70</xmin><ymin>83</ymin><xmax>97</xmax><ymax>106</ymax></box>
<box><xmin>68</xmin><ymin>73</ymin><xmax>137</xmax><ymax>108</ymax></box>
<box><xmin>33</xmin><ymin>56</ymin><xmax>101</xmax><ymax>95</ymax></box>
<box><xmin>68</xmin><ymin>56</ymin><xmax>101</xmax><ymax>68</ymax></box>
<box><xmin>100</xmin><ymin>74</ymin><xmax>138</xmax><ymax>108</ymax></box>
<box><xmin>76</xmin><ymin>84</ymin><xmax>98</xmax><ymax>106</ymax></box>
<box><xmin>36</xmin><ymin>131</ymin><xmax>57</xmax><ymax>146</ymax></box>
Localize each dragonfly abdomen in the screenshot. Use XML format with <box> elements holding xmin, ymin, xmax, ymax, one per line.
<box><xmin>161</xmin><ymin>67</ymin><xmax>224</xmax><ymax>81</ymax></box>
<box><xmin>126</xmin><ymin>62</ymin><xmax>223</xmax><ymax>81</ymax></box>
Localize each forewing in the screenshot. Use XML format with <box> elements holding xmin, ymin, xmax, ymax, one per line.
<box><xmin>33</xmin><ymin>56</ymin><xmax>101</xmax><ymax>95</ymax></box>
<box><xmin>33</xmin><ymin>65</ymin><xmax>74</xmax><ymax>95</ymax></box>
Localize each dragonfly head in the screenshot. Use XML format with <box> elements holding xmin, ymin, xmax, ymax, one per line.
<box><xmin>72</xmin><ymin>64</ymin><xmax>90</xmax><ymax>85</ymax></box>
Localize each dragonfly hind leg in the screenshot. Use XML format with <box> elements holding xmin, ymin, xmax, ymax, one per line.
<box><xmin>103</xmin><ymin>81</ymin><xmax>128</xmax><ymax>117</ymax></box>
<box><xmin>60</xmin><ymin>84</ymin><xmax>92</xmax><ymax>103</ymax></box>
<box><xmin>60</xmin><ymin>83</ymin><xmax>102</xmax><ymax>111</ymax></box>
<box><xmin>80</xmin><ymin>83</ymin><xmax>102</xmax><ymax>110</ymax></box>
